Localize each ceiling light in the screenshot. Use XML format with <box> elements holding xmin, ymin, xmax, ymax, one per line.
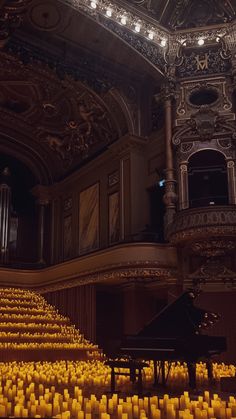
<box><xmin>90</xmin><ymin>1</ymin><xmax>97</xmax><ymax>8</ymax></box>
<box><xmin>198</xmin><ymin>38</ymin><xmax>204</xmax><ymax>46</ymax></box>
<box><xmin>134</xmin><ymin>23</ymin><xmax>141</xmax><ymax>32</ymax></box>
<box><xmin>161</xmin><ymin>39</ymin><xmax>167</xmax><ymax>47</ymax></box>
<box><xmin>106</xmin><ymin>9</ymin><xmax>112</xmax><ymax>17</ymax></box>
<box><xmin>148</xmin><ymin>32</ymin><xmax>154</xmax><ymax>40</ymax></box>
<box><xmin>120</xmin><ymin>16</ymin><xmax>127</xmax><ymax>25</ymax></box>
<box><xmin>216</xmin><ymin>36</ymin><xmax>220</xmax><ymax>42</ymax></box>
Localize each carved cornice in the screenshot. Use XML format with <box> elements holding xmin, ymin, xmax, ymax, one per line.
<box><xmin>108</xmin><ymin>134</ymin><xmax>147</xmax><ymax>156</ymax></box>
<box><xmin>4</xmin><ymin>261</ymin><xmax>176</xmax><ymax>293</ymax></box>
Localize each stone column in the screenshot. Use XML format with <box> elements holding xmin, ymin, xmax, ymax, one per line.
<box><xmin>0</xmin><ymin>168</ymin><xmax>11</xmax><ymax>264</ymax></box>
<box><xmin>37</xmin><ymin>199</ymin><xmax>48</xmax><ymax>265</ymax></box>
<box><xmin>31</xmin><ymin>185</ymin><xmax>50</xmax><ymax>266</ymax></box>
<box><xmin>161</xmin><ymin>83</ymin><xmax>177</xmax><ymax>236</ymax></box>
<box><xmin>227</xmin><ymin>160</ymin><xmax>236</xmax><ymax>205</ymax></box>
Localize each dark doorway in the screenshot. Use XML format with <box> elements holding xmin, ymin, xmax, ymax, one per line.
<box><xmin>0</xmin><ymin>154</ymin><xmax>38</xmax><ymax>263</ymax></box>
<box><xmin>188</xmin><ymin>150</ymin><xmax>228</xmax><ymax>208</ymax></box>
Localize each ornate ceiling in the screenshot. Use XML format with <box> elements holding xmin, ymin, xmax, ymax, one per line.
<box><xmin>117</xmin><ymin>0</ymin><xmax>236</xmax><ymax>29</ymax></box>
<box><xmin>0</xmin><ymin>48</ymin><xmax>130</xmax><ymax>183</ymax></box>
<box><xmin>1</xmin><ymin>0</ymin><xmax>236</xmax><ymax>183</ymax></box>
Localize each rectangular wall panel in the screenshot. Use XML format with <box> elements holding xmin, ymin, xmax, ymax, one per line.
<box><xmin>109</xmin><ymin>192</ymin><xmax>119</xmax><ymax>244</ymax></box>
<box><xmin>63</xmin><ymin>215</ymin><xmax>72</xmax><ymax>260</ymax></box>
<box><xmin>79</xmin><ymin>183</ymin><xmax>99</xmax><ymax>254</ymax></box>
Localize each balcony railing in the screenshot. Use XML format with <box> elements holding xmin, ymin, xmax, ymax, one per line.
<box><xmin>167</xmin><ymin>205</ymin><xmax>236</xmax><ymax>246</ymax></box>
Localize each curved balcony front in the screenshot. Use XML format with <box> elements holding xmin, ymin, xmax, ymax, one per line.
<box><xmin>167</xmin><ymin>205</ymin><xmax>236</xmax><ymax>256</ymax></box>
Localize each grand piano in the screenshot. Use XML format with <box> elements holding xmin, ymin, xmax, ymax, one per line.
<box><xmin>120</xmin><ymin>289</ymin><xmax>227</xmax><ymax>389</ymax></box>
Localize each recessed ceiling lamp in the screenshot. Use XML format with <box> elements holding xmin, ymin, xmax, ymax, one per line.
<box><xmin>106</xmin><ymin>8</ymin><xmax>112</xmax><ymax>17</ymax></box>
<box><xmin>198</xmin><ymin>38</ymin><xmax>205</xmax><ymax>46</ymax></box>
<box><xmin>120</xmin><ymin>16</ymin><xmax>127</xmax><ymax>25</ymax></box>
<box><xmin>90</xmin><ymin>1</ymin><xmax>97</xmax><ymax>8</ymax></box>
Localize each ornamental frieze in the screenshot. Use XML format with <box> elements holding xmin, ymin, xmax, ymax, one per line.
<box><xmin>35</xmin><ymin>263</ymin><xmax>177</xmax><ymax>294</ymax></box>
<box><xmin>167</xmin><ymin>206</ymin><xmax>236</xmax><ymax>244</ymax></box>
<box><xmin>188</xmin><ymin>259</ymin><xmax>236</xmax><ymax>288</ymax></box>
<box><xmin>177</xmin><ymin>48</ymin><xmax>231</xmax><ymax>78</ymax></box>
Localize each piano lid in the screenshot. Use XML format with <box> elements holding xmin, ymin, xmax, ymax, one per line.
<box><xmin>137</xmin><ymin>289</ymin><xmax>220</xmax><ymax>339</ymax></box>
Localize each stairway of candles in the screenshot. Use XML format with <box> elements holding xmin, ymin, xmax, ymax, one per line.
<box><xmin>0</xmin><ymin>288</ymin><xmax>100</xmax><ymax>361</ymax></box>
<box><xmin>0</xmin><ymin>360</ymin><xmax>234</xmax><ymax>417</ymax></box>
<box><xmin>0</xmin><ymin>287</ymin><xmax>236</xmax><ymax>417</ymax></box>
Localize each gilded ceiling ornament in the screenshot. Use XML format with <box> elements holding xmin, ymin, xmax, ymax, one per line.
<box><xmin>0</xmin><ymin>0</ymin><xmax>31</xmax><ymax>47</ymax></box>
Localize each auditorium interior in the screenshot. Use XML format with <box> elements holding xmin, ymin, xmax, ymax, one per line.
<box><xmin>1</xmin><ymin>0</ymin><xmax>236</xmax><ymax>417</ymax></box>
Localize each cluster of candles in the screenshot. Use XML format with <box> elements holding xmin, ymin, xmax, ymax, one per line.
<box><xmin>0</xmin><ymin>360</ymin><xmax>233</xmax><ymax>417</ymax></box>
<box><xmin>0</xmin><ymin>288</ymin><xmax>98</xmax><ymax>351</ymax></box>
<box><xmin>0</xmin><ymin>323</ymin><xmax>61</xmax><ymax>331</ymax></box>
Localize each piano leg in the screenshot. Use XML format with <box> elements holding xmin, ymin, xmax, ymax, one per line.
<box><xmin>111</xmin><ymin>366</ymin><xmax>116</xmax><ymax>393</ymax></box>
<box><xmin>206</xmin><ymin>359</ymin><xmax>213</xmax><ymax>383</ymax></box>
<box><xmin>137</xmin><ymin>367</ymin><xmax>143</xmax><ymax>397</ymax></box>
<box><xmin>161</xmin><ymin>361</ymin><xmax>166</xmax><ymax>386</ymax></box>
<box><xmin>153</xmin><ymin>360</ymin><xmax>159</xmax><ymax>386</ymax></box>
<box><xmin>187</xmin><ymin>362</ymin><xmax>197</xmax><ymax>390</ymax></box>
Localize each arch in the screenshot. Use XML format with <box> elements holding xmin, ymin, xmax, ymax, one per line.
<box><xmin>107</xmin><ymin>88</ymin><xmax>136</xmax><ymax>135</ymax></box>
<box><xmin>187</xmin><ymin>149</ymin><xmax>228</xmax><ymax>208</ymax></box>
<box><xmin>0</xmin><ymin>132</ymin><xmax>53</xmax><ymax>185</ymax></box>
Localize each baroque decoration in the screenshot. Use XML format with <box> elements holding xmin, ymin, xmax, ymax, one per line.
<box><xmin>172</xmin><ymin>108</ymin><xmax>236</xmax><ymax>145</ymax></box>
<box><xmin>0</xmin><ymin>50</ymin><xmax>123</xmax><ymax>180</ymax></box>
<box><xmin>36</xmin><ymin>263</ymin><xmax>177</xmax><ymax>294</ymax></box>
<box><xmin>188</xmin><ymin>259</ymin><xmax>236</xmax><ymax>287</ymax></box>
<box><xmin>122</xmin><ymin>0</ymin><xmax>236</xmax><ymax>28</ymax></box>
<box><xmin>0</xmin><ymin>0</ymin><xmax>31</xmax><ymax>47</ymax></box>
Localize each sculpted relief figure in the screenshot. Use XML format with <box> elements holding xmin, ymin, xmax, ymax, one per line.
<box><xmin>41</xmin><ymin>96</ymin><xmax>113</xmax><ymax>162</ymax></box>
<box><xmin>44</xmin><ymin>134</ymin><xmax>67</xmax><ymax>160</ymax></box>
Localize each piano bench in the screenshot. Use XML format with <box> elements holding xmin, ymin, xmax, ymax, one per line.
<box><xmin>105</xmin><ymin>359</ymin><xmax>148</xmax><ymax>396</ymax></box>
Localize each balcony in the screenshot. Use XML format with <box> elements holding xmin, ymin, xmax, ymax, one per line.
<box><xmin>167</xmin><ymin>205</ymin><xmax>236</xmax><ymax>256</ymax></box>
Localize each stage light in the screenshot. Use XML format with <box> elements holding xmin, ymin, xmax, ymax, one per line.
<box><xmin>198</xmin><ymin>38</ymin><xmax>204</xmax><ymax>45</ymax></box>
<box><xmin>90</xmin><ymin>1</ymin><xmax>97</xmax><ymax>9</ymax></box>
<box><xmin>148</xmin><ymin>31</ymin><xmax>154</xmax><ymax>40</ymax></box>
<box><xmin>161</xmin><ymin>38</ymin><xmax>167</xmax><ymax>47</ymax></box>
<box><xmin>120</xmin><ymin>16</ymin><xmax>127</xmax><ymax>25</ymax></box>
<box><xmin>106</xmin><ymin>9</ymin><xmax>112</xmax><ymax>17</ymax></box>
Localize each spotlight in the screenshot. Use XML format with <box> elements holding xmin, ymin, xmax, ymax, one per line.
<box><xmin>161</xmin><ymin>38</ymin><xmax>167</xmax><ymax>47</ymax></box>
<box><xmin>106</xmin><ymin>9</ymin><xmax>112</xmax><ymax>17</ymax></box>
<box><xmin>120</xmin><ymin>16</ymin><xmax>127</xmax><ymax>25</ymax></box>
<box><xmin>198</xmin><ymin>38</ymin><xmax>204</xmax><ymax>46</ymax></box>
<box><xmin>148</xmin><ymin>32</ymin><xmax>154</xmax><ymax>40</ymax></box>
<box><xmin>216</xmin><ymin>36</ymin><xmax>220</xmax><ymax>42</ymax></box>
<box><xmin>90</xmin><ymin>1</ymin><xmax>97</xmax><ymax>8</ymax></box>
<box><xmin>134</xmin><ymin>23</ymin><xmax>141</xmax><ymax>32</ymax></box>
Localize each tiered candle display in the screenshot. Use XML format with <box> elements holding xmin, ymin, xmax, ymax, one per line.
<box><xmin>0</xmin><ymin>288</ymin><xmax>236</xmax><ymax>417</ymax></box>
<box><xmin>0</xmin><ymin>288</ymin><xmax>100</xmax><ymax>361</ymax></box>
<box><xmin>0</xmin><ymin>360</ymin><xmax>233</xmax><ymax>417</ymax></box>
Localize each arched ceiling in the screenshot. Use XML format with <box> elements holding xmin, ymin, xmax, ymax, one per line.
<box><xmin>0</xmin><ymin>49</ymin><xmax>130</xmax><ymax>183</ymax></box>
<box><xmin>1</xmin><ymin>0</ymin><xmax>236</xmax><ymax>183</ymax></box>
<box><xmin>116</xmin><ymin>0</ymin><xmax>236</xmax><ymax>29</ymax></box>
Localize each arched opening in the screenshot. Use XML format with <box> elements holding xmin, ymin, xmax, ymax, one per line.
<box><xmin>188</xmin><ymin>150</ymin><xmax>228</xmax><ymax>208</ymax></box>
<box><xmin>0</xmin><ymin>154</ymin><xmax>38</xmax><ymax>265</ymax></box>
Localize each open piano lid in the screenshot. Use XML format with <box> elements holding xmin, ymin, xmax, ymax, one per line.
<box><xmin>136</xmin><ymin>289</ymin><xmax>220</xmax><ymax>339</ymax></box>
